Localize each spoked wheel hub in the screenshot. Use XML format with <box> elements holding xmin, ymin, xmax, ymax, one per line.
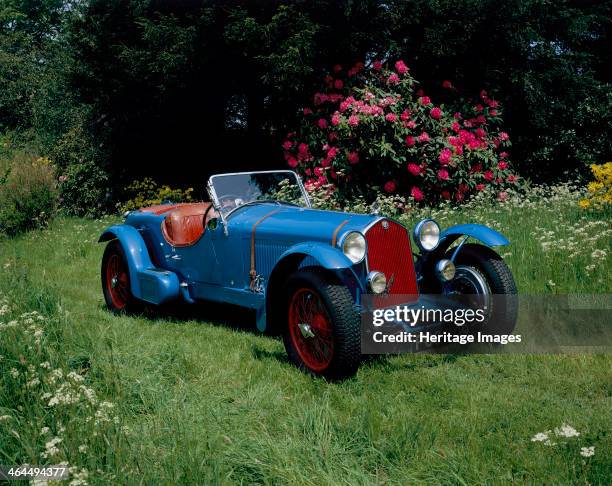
<box><xmin>288</xmin><ymin>288</ymin><xmax>334</xmax><ymax>372</ymax></box>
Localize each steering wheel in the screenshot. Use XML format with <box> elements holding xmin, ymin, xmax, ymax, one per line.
<box><xmin>218</xmin><ymin>194</ymin><xmax>244</xmax><ymax>209</ymax></box>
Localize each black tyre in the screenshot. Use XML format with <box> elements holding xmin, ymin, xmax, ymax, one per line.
<box><xmin>282</xmin><ymin>268</ymin><xmax>361</xmax><ymax>379</ymax></box>
<box><xmin>445</xmin><ymin>243</ymin><xmax>518</xmax><ymax>335</ymax></box>
<box><xmin>101</xmin><ymin>240</ymin><xmax>141</xmax><ymax>313</ymax></box>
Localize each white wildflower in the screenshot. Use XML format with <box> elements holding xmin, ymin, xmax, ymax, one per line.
<box><xmin>0</xmin><ymin>415</ymin><xmax>12</xmax><ymax>422</ymax></box>
<box><xmin>40</xmin><ymin>426</ymin><xmax>50</xmax><ymax>435</ymax></box>
<box><xmin>10</xmin><ymin>368</ymin><xmax>19</xmax><ymax>378</ymax></box>
<box><xmin>78</xmin><ymin>444</ymin><xmax>88</xmax><ymax>453</ymax></box>
<box><xmin>555</xmin><ymin>423</ymin><xmax>580</xmax><ymax>438</ymax></box>
<box><xmin>580</xmin><ymin>446</ymin><xmax>595</xmax><ymax>457</ymax></box>
<box><xmin>531</xmin><ymin>431</ymin><xmax>550</xmax><ymax>442</ymax></box>
<box><xmin>41</xmin><ymin>436</ymin><xmax>62</xmax><ymax>458</ymax></box>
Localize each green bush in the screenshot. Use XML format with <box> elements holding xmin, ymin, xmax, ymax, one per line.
<box><xmin>120</xmin><ymin>177</ymin><xmax>194</xmax><ymax>212</ymax></box>
<box><xmin>0</xmin><ymin>153</ymin><xmax>58</xmax><ymax>236</ymax></box>
<box><xmin>50</xmin><ymin>120</ymin><xmax>112</xmax><ymax>217</ymax></box>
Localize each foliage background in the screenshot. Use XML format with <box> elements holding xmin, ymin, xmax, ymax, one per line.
<box><xmin>0</xmin><ymin>0</ymin><xmax>610</xmax><ymax>212</ymax></box>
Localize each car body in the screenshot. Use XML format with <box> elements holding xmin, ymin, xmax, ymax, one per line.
<box><xmin>99</xmin><ymin>170</ymin><xmax>516</xmax><ymax>377</ymax></box>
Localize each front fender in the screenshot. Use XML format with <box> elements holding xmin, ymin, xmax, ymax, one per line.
<box><xmin>438</xmin><ymin>224</ymin><xmax>509</xmax><ymax>253</ymax></box>
<box><xmin>278</xmin><ymin>242</ymin><xmax>355</xmax><ymax>270</ymax></box>
<box><xmin>263</xmin><ymin>242</ymin><xmax>363</xmax><ymax>334</ymax></box>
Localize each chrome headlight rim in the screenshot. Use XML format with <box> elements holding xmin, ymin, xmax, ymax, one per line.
<box><xmin>367</xmin><ymin>271</ymin><xmax>387</xmax><ymax>294</ymax></box>
<box><xmin>339</xmin><ymin>231</ymin><xmax>367</xmax><ymax>264</ymax></box>
<box><xmin>413</xmin><ymin>218</ymin><xmax>441</xmax><ymax>252</ymax></box>
<box><xmin>435</xmin><ymin>259</ymin><xmax>456</xmax><ymax>282</ymax></box>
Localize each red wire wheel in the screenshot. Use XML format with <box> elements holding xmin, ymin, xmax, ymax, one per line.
<box><xmin>101</xmin><ymin>240</ymin><xmax>137</xmax><ymax>312</ymax></box>
<box><xmin>282</xmin><ymin>268</ymin><xmax>361</xmax><ymax>379</ymax></box>
<box><xmin>288</xmin><ymin>288</ymin><xmax>334</xmax><ymax>372</ymax></box>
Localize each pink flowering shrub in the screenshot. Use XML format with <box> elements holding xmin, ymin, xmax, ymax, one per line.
<box><xmin>282</xmin><ymin>60</ymin><xmax>521</xmax><ymax>205</ymax></box>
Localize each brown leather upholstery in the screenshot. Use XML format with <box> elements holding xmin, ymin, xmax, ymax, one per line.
<box><xmin>160</xmin><ymin>202</ymin><xmax>215</xmax><ymax>247</ymax></box>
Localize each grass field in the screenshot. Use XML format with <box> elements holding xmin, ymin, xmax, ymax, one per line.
<box><xmin>0</xmin><ymin>185</ymin><xmax>610</xmax><ymax>485</ymax></box>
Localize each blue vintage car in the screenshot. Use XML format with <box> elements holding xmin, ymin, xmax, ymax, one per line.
<box><xmin>99</xmin><ymin>170</ymin><xmax>516</xmax><ymax>377</ymax></box>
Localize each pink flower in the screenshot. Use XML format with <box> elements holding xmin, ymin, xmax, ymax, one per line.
<box><xmin>348</xmin><ymin>151</ymin><xmax>359</xmax><ymax>164</ymax></box>
<box><xmin>441</xmin><ymin>190</ymin><xmax>451</xmax><ymax>200</ymax></box>
<box><xmin>348</xmin><ymin>114</ymin><xmax>359</xmax><ymax>127</ymax></box>
<box><xmin>303</xmin><ymin>107</ymin><xmax>313</xmax><ymax>115</ymax></box>
<box><xmin>318</xmin><ymin>176</ymin><xmax>327</xmax><ymax>184</ymax></box>
<box><xmin>400</xmin><ymin>110</ymin><xmax>410</xmax><ymax>121</ymax></box>
<box><xmin>499</xmin><ymin>131</ymin><xmax>509</xmax><ymax>141</ymax></box>
<box><xmin>298</xmin><ymin>143</ymin><xmax>308</xmax><ymax>154</ymax></box>
<box><xmin>418</xmin><ymin>132</ymin><xmax>430</xmax><ymax>143</ymax></box>
<box><xmin>430</xmin><ymin>107</ymin><xmax>443</xmax><ymax>119</ymax></box>
<box><xmin>387</xmin><ymin>73</ymin><xmax>400</xmax><ymax>85</ymax></box>
<box><xmin>475</xmin><ymin>183</ymin><xmax>485</xmax><ymax>191</ymax></box>
<box><xmin>480</xmin><ymin>89</ymin><xmax>488</xmax><ymax>100</ymax></box>
<box><xmin>487</xmin><ymin>99</ymin><xmax>499</xmax><ymax>108</ymax></box>
<box><xmin>318</xmin><ymin>118</ymin><xmax>328</xmax><ymax>129</ymax></box>
<box><xmin>437</xmin><ymin>168</ymin><xmax>449</xmax><ymax>181</ymax></box>
<box><xmin>438</xmin><ymin>148</ymin><xmax>452</xmax><ymax>165</ymax></box>
<box><xmin>314</xmin><ymin>167</ymin><xmax>323</xmax><ymax>177</ymax></box>
<box><xmin>373</xmin><ymin>60</ymin><xmax>382</xmax><ymax>71</ymax></box>
<box><xmin>320</xmin><ymin>158</ymin><xmax>331</xmax><ymax>168</ymax></box>
<box><xmin>498</xmin><ymin>191</ymin><xmax>508</xmax><ymax>202</ymax></box>
<box><xmin>475</xmin><ymin>128</ymin><xmax>486</xmax><ymax>138</ymax></box>
<box><xmin>327</xmin><ymin>147</ymin><xmax>338</xmax><ymax>159</ymax></box>
<box><xmin>484</xmin><ymin>170</ymin><xmax>494</xmax><ymax>181</ymax></box>
<box><xmin>286</xmin><ymin>156</ymin><xmax>298</xmax><ymax>168</ymax></box>
<box><xmin>334</xmin><ymin>79</ymin><xmax>344</xmax><ymax>90</ymax></box>
<box><xmin>407</xmin><ymin>163</ymin><xmax>421</xmax><ymax>176</ymax></box>
<box><xmin>333</xmin><ymin>64</ymin><xmax>342</xmax><ymax>73</ymax></box>
<box><xmin>468</xmin><ymin>139</ymin><xmax>480</xmax><ymax>150</ymax></box>
<box><xmin>394</xmin><ymin>60</ymin><xmax>409</xmax><ymax>75</ymax></box>
<box><xmin>508</xmin><ymin>174</ymin><xmax>518</xmax><ymax>183</ymax></box>
<box><xmin>407</xmin><ymin>120</ymin><xmax>417</xmax><ymax>129</ymax></box>
<box><xmin>331</xmin><ymin>113</ymin><xmax>341</xmax><ymax>126</ymax></box>
<box><xmin>419</xmin><ymin>96</ymin><xmax>431</xmax><ymax>105</ymax></box>
<box><xmin>384</xmin><ymin>181</ymin><xmax>396</xmax><ymax>193</ymax></box>
<box><xmin>489</xmin><ymin>109</ymin><xmax>498</xmax><ymax>116</ymax></box>
<box><xmin>455</xmin><ymin>192</ymin><xmax>465</xmax><ymax>202</ymax></box>
<box><xmin>451</xmin><ymin>121</ymin><xmax>461</xmax><ymax>133</ymax></box>
<box><xmin>499</xmin><ymin>151</ymin><xmax>509</xmax><ymax>158</ymax></box>
<box><xmin>304</xmin><ymin>168</ymin><xmax>312</xmax><ymax>176</ymax></box>
<box><xmin>442</xmin><ymin>80</ymin><xmax>452</xmax><ymax>89</ymax></box>
<box><xmin>474</xmin><ymin>104</ymin><xmax>484</xmax><ymax>112</ymax></box>
<box><xmin>282</xmin><ymin>141</ymin><xmax>293</xmax><ymax>150</ymax></box>
<box><xmin>405</xmin><ymin>136</ymin><xmax>415</xmax><ymax>147</ymax></box>
<box><xmin>385</xmin><ymin>113</ymin><xmax>397</xmax><ymax>122</ymax></box>
<box><xmin>498</xmin><ymin>161</ymin><xmax>508</xmax><ymax>170</ymax></box>
<box><xmin>411</xmin><ymin>186</ymin><xmax>424</xmax><ymax>201</ymax></box>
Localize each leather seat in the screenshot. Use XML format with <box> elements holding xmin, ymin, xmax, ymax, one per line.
<box><xmin>161</xmin><ymin>202</ymin><xmax>215</xmax><ymax>247</ymax></box>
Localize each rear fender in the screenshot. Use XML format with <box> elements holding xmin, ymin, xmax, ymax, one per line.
<box><xmin>99</xmin><ymin>225</ymin><xmax>179</xmax><ymax>304</ymax></box>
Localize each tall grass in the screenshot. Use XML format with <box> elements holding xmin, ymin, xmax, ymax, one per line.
<box><xmin>0</xmin><ymin>185</ymin><xmax>610</xmax><ymax>485</ymax></box>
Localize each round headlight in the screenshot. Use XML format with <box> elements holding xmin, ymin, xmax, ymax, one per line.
<box><xmin>341</xmin><ymin>231</ymin><xmax>366</xmax><ymax>264</ymax></box>
<box><xmin>367</xmin><ymin>271</ymin><xmax>387</xmax><ymax>294</ymax></box>
<box><xmin>414</xmin><ymin>219</ymin><xmax>440</xmax><ymax>252</ymax></box>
